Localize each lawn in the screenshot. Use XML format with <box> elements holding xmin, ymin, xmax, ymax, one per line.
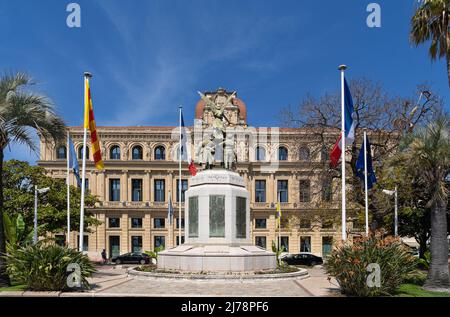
<box><xmin>0</xmin><ymin>284</ymin><xmax>26</xmax><ymax>292</ymax></box>
<box><xmin>395</xmin><ymin>284</ymin><xmax>450</xmax><ymax>297</ymax></box>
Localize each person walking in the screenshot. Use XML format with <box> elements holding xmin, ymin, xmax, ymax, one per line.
<box><xmin>101</xmin><ymin>249</ymin><xmax>107</xmax><ymax>265</ymax></box>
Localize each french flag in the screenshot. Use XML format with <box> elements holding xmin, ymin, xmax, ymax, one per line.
<box><xmin>180</xmin><ymin>112</ymin><xmax>198</xmax><ymax>176</ymax></box>
<box><xmin>330</xmin><ymin>78</ymin><xmax>355</xmax><ymax>168</ymax></box>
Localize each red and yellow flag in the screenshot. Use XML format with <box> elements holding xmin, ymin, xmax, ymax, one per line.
<box><xmin>84</xmin><ymin>77</ymin><xmax>104</xmax><ymax>170</ymax></box>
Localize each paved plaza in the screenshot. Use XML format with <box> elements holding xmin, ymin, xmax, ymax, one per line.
<box><xmin>0</xmin><ymin>265</ymin><xmax>341</xmax><ymax>297</ymax></box>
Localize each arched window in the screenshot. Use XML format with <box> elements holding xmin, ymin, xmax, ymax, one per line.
<box><xmin>278</xmin><ymin>146</ymin><xmax>288</xmax><ymax>161</ymax></box>
<box><xmin>78</xmin><ymin>146</ymin><xmax>89</xmax><ymax>160</ymax></box>
<box><xmin>255</xmin><ymin>146</ymin><xmax>266</xmax><ymax>161</ymax></box>
<box><xmin>154</xmin><ymin>146</ymin><xmax>166</xmax><ymax>160</ymax></box>
<box><xmin>299</xmin><ymin>147</ymin><xmax>310</xmax><ymax>161</ymax></box>
<box><xmin>132</xmin><ymin>145</ymin><xmax>143</xmax><ymax>160</ymax></box>
<box><xmin>321</xmin><ymin>146</ymin><xmax>329</xmax><ymax>162</ymax></box>
<box><xmin>56</xmin><ymin>146</ymin><xmax>66</xmax><ymax>159</ymax></box>
<box><xmin>110</xmin><ymin>145</ymin><xmax>121</xmax><ymax>160</ymax></box>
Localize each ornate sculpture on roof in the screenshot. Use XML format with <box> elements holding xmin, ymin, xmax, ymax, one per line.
<box><xmin>195</xmin><ymin>88</ymin><xmax>240</xmax><ymax>170</ymax></box>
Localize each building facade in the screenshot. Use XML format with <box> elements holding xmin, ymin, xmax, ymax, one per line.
<box><xmin>38</xmin><ymin>88</ymin><xmax>362</xmax><ymax>259</ymax></box>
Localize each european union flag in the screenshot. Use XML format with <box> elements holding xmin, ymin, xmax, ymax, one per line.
<box><xmin>68</xmin><ymin>136</ymin><xmax>82</xmax><ymax>187</ymax></box>
<box><xmin>356</xmin><ymin>135</ymin><xmax>377</xmax><ymax>189</ymax></box>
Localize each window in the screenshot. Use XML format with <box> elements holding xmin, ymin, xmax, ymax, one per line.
<box><xmin>154</xmin><ymin>218</ymin><xmax>165</xmax><ymax>229</ymax></box>
<box><xmin>154</xmin><ymin>146</ymin><xmax>166</xmax><ymax>160</ymax></box>
<box><xmin>278</xmin><ymin>146</ymin><xmax>288</xmax><ymax>161</ymax></box>
<box><xmin>55</xmin><ymin>235</ymin><xmax>65</xmax><ymax>246</ymax></box>
<box><xmin>280</xmin><ymin>236</ymin><xmax>289</xmax><ymax>252</ymax></box>
<box><xmin>255</xmin><ymin>146</ymin><xmax>265</xmax><ymax>161</ymax></box>
<box><xmin>255</xmin><ymin>180</ymin><xmax>266</xmax><ymax>203</ymax></box>
<box><xmin>188</xmin><ymin>196</ymin><xmax>199</xmax><ymax>238</ymax></box>
<box><xmin>299</xmin><ymin>147</ymin><xmax>310</xmax><ymax>161</ymax></box>
<box><xmin>322</xmin><ymin>236</ymin><xmax>333</xmax><ymax>257</ymax></box>
<box><xmin>109</xmin><ymin>179</ymin><xmax>120</xmax><ymax>201</ymax></box>
<box><xmin>236</xmin><ymin>197</ymin><xmax>246</xmax><ymax>239</ymax></box>
<box><xmin>110</xmin><ymin>145</ymin><xmax>121</xmax><ymax>160</ymax></box>
<box><xmin>300</xmin><ymin>236</ymin><xmax>311</xmax><ymax>252</ymax></box>
<box><xmin>299</xmin><ymin>180</ymin><xmax>311</xmax><ymax>203</ymax></box>
<box><xmin>322</xmin><ymin>179</ymin><xmax>332</xmax><ymax>202</ymax></box>
<box><xmin>209</xmin><ymin>195</ymin><xmax>225</xmax><ymax>237</ymax></box>
<box><xmin>132</xmin><ymin>146</ymin><xmax>143</xmax><ymax>160</ymax></box>
<box><xmin>131</xmin><ymin>179</ymin><xmax>143</xmax><ymax>202</ymax></box>
<box><xmin>154</xmin><ymin>179</ymin><xmax>165</xmax><ymax>202</ymax></box>
<box><xmin>255</xmin><ymin>218</ymin><xmax>267</xmax><ymax>229</ymax></box>
<box><xmin>176</xmin><ymin>218</ymin><xmax>185</xmax><ymax>229</ymax></box>
<box><xmin>56</xmin><ymin>146</ymin><xmax>66</xmax><ymax>159</ymax></box>
<box><xmin>154</xmin><ymin>236</ymin><xmax>165</xmax><ymax>249</ymax></box>
<box><xmin>255</xmin><ymin>236</ymin><xmax>267</xmax><ymax>249</ymax></box>
<box><xmin>131</xmin><ymin>236</ymin><xmax>142</xmax><ymax>253</ymax></box>
<box><xmin>77</xmin><ymin>235</ymin><xmax>89</xmax><ymax>252</ymax></box>
<box><xmin>131</xmin><ymin>218</ymin><xmax>142</xmax><ymax>229</ymax></box>
<box><xmin>300</xmin><ymin>219</ymin><xmax>311</xmax><ymax>229</ymax></box>
<box><xmin>78</xmin><ymin>146</ymin><xmax>89</xmax><ymax>160</ymax></box>
<box><xmin>176</xmin><ymin>179</ymin><xmax>188</xmax><ymax>202</ymax></box>
<box><xmin>277</xmin><ymin>180</ymin><xmax>288</xmax><ymax>203</ymax></box>
<box><xmin>176</xmin><ymin>236</ymin><xmax>185</xmax><ymax>246</ymax></box>
<box><xmin>108</xmin><ymin>217</ymin><xmax>120</xmax><ymax>228</ymax></box>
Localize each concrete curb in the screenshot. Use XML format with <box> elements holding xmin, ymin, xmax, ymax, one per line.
<box><xmin>127</xmin><ymin>267</ymin><xmax>309</xmax><ymax>281</ymax></box>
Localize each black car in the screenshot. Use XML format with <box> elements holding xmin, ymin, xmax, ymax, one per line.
<box><xmin>281</xmin><ymin>253</ymin><xmax>323</xmax><ymax>266</ymax></box>
<box><xmin>111</xmin><ymin>252</ymin><xmax>150</xmax><ymax>265</ymax></box>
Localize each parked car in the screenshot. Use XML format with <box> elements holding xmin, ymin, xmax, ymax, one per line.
<box><xmin>111</xmin><ymin>252</ymin><xmax>150</xmax><ymax>265</ymax></box>
<box><xmin>281</xmin><ymin>253</ymin><xmax>323</xmax><ymax>266</ymax></box>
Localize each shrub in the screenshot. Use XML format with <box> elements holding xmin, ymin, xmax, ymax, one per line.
<box><xmin>2</xmin><ymin>243</ymin><xmax>96</xmax><ymax>291</ymax></box>
<box><xmin>325</xmin><ymin>235</ymin><xmax>417</xmax><ymax>296</ymax></box>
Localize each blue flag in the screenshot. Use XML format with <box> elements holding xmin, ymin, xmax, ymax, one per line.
<box><xmin>356</xmin><ymin>135</ymin><xmax>377</xmax><ymax>189</ymax></box>
<box><xmin>68</xmin><ymin>136</ymin><xmax>81</xmax><ymax>187</ymax></box>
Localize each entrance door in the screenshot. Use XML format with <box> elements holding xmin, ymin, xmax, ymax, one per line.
<box><xmin>109</xmin><ymin>236</ymin><xmax>120</xmax><ymax>258</ymax></box>
<box><xmin>322</xmin><ymin>236</ymin><xmax>333</xmax><ymax>257</ymax></box>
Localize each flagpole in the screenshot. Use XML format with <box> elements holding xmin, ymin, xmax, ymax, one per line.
<box><xmin>363</xmin><ymin>131</ymin><xmax>369</xmax><ymax>236</ymax></box>
<box><xmin>79</xmin><ymin>72</ymin><xmax>91</xmax><ymax>252</ymax></box>
<box><xmin>394</xmin><ymin>186</ymin><xmax>398</xmax><ymax>237</ymax></box>
<box><xmin>278</xmin><ymin>192</ymin><xmax>281</xmax><ymax>251</ymax></box>
<box><xmin>67</xmin><ymin>130</ymin><xmax>71</xmax><ymax>246</ymax></box>
<box><xmin>339</xmin><ymin>65</ymin><xmax>347</xmax><ymax>241</ymax></box>
<box><xmin>178</xmin><ymin>106</ymin><xmax>182</xmax><ymax>246</ymax></box>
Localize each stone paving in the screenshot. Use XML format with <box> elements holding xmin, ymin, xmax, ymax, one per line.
<box><xmin>92</xmin><ymin>265</ymin><xmax>340</xmax><ymax>297</ymax></box>
<box><xmin>0</xmin><ymin>265</ymin><xmax>342</xmax><ymax>297</ymax></box>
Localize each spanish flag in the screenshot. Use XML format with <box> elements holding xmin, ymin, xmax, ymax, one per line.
<box><xmin>84</xmin><ymin>76</ymin><xmax>104</xmax><ymax>170</ymax></box>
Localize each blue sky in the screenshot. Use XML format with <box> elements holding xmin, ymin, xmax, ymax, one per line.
<box><xmin>1</xmin><ymin>0</ymin><xmax>448</xmax><ymax>163</ymax></box>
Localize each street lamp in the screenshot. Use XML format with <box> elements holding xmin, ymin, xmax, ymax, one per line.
<box><xmin>34</xmin><ymin>186</ymin><xmax>50</xmax><ymax>244</ymax></box>
<box><xmin>382</xmin><ymin>186</ymin><xmax>398</xmax><ymax>237</ymax></box>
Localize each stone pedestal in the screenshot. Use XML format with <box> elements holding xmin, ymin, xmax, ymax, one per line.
<box><xmin>158</xmin><ymin>169</ymin><xmax>276</xmax><ymax>272</ymax></box>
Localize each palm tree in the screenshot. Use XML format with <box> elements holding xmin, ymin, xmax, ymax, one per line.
<box><xmin>0</xmin><ymin>72</ymin><xmax>66</xmax><ymax>287</ymax></box>
<box><xmin>410</xmin><ymin>0</ymin><xmax>450</xmax><ymax>86</ymax></box>
<box><xmin>398</xmin><ymin>116</ymin><xmax>450</xmax><ymax>291</ymax></box>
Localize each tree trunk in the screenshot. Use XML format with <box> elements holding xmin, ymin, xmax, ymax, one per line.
<box><xmin>418</xmin><ymin>235</ymin><xmax>428</xmax><ymax>260</ymax></box>
<box><xmin>423</xmin><ymin>197</ymin><xmax>450</xmax><ymax>291</ymax></box>
<box><xmin>0</xmin><ymin>147</ymin><xmax>10</xmax><ymax>287</ymax></box>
